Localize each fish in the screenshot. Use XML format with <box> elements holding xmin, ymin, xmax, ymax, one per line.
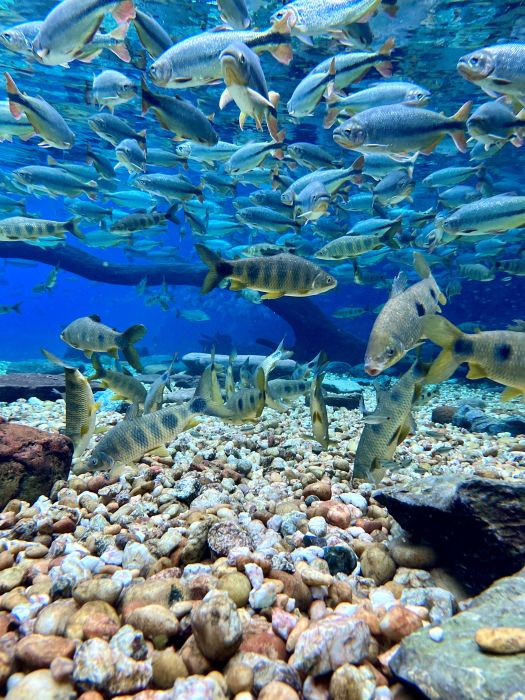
<box><xmin>495</xmin><ymin>259</ymin><xmax>525</xmax><ymax>276</ymax></box>
<box><xmin>287</xmin><ymin>58</ymin><xmax>337</xmax><ymax>118</ymax></box>
<box><xmin>132</xmin><ymin>9</ymin><xmax>173</xmax><ymax>58</ymax></box>
<box><xmin>467</xmin><ymin>99</ymin><xmax>525</xmax><ymax>148</ymax></box>
<box><xmin>91</xmin><ymin>354</ymin><xmax>147</xmax><ymax>405</ymax></box>
<box><xmin>422</xmin><ymin>165</ymin><xmax>482</xmax><ymax>188</ymax></box>
<box><xmin>0</xmin><ymin>302</ymin><xmax>22</xmax><ymax>314</ymax></box>
<box><xmin>373</xmin><ymin>168</ymin><xmax>414</xmax><ymax>205</ymax></box>
<box><xmin>292</xmin><ymin>182</ymin><xmax>330</xmax><ymax>223</ymax></box>
<box><xmin>0</xmin><ymin>21</ymin><xmax>42</xmax><ymax>59</ymax></box>
<box><xmin>422</xmin><ymin>315</ymin><xmax>525</xmax><ymax>401</ymax></box>
<box><xmin>324</xmin><ymin>80</ymin><xmax>430</xmax><ymax>127</ymax></box>
<box><xmin>286</xmin><ymin>142</ymin><xmax>343</xmax><ymax>170</ymax></box>
<box><xmin>177</xmin><ymin>309</ymin><xmax>211</xmax><ymax>321</ymax></box>
<box><xmin>281</xmin><ymin>157</ymin><xmax>364</xmax><ymax>203</ymax></box>
<box><xmin>218</xmin><ymin>0</ymin><xmax>251</xmax><ymax>29</ymax></box>
<box><xmin>315</xmin><ymin>227</ymin><xmax>399</xmax><ymax>260</ymax></box>
<box><xmin>148</xmin><ymin>19</ymin><xmax>292</xmax><ymax>89</ymax></box>
<box><xmin>196</xmin><ymin>243</ymin><xmax>337</xmax><ymax>298</ymax></box>
<box><xmin>332</xmin><ymin>306</ymin><xmax>370</xmax><ymax>318</ymax></box>
<box><xmin>225</xmin><ymin>348</ymin><xmax>237</xmax><ymax>398</ymax></box>
<box><xmin>13</xmin><ymin>166</ymin><xmax>98</xmax><ymax>200</ymax></box>
<box><xmin>266</xmin><ymin>377</ymin><xmax>308</xmax><ymax>411</ymax></box>
<box><xmin>303</xmin><ymin>373</ymin><xmax>335</xmax><ymax>448</ymax></box>
<box><xmin>204</xmin><ymin>367</ymin><xmax>266</xmax><ymax>423</ymax></box>
<box><xmin>41</xmin><ymin>348</ymin><xmax>99</xmax><ymax>460</ymax></box>
<box><xmin>0</xmin><ymin>216</ymin><xmax>83</xmax><ymax>242</ymax></box>
<box><xmin>225</xmin><ymin>139</ymin><xmax>284</xmax><ymax>175</ymax></box>
<box><xmin>0</xmin><ymin>100</ymin><xmax>33</xmax><ymax>143</ymax></box>
<box><xmin>32</xmin><ymin>0</ymin><xmax>135</xmax><ymax>67</ymax></box>
<box><xmin>333</xmin><ymin>102</ymin><xmax>472</xmax><ymax>156</ymax></box>
<box><xmin>110</xmin><ymin>205</ymin><xmax>179</xmax><ymax>233</ymax></box>
<box><xmin>60</xmin><ymin>315</ymin><xmax>146</xmax><ymax>371</ymax></box>
<box><xmin>143</xmin><ymin>356</ymin><xmax>176</xmax><ymax>413</ymax></box>
<box><xmin>441</xmin><ymin>195</ymin><xmax>525</xmax><ymax>235</ymax></box>
<box><xmin>4</xmin><ymin>73</ymin><xmax>75</xmax><ymax>150</ymax></box>
<box><xmin>457</xmin><ymin>44</ymin><xmax>525</xmax><ymax>104</ymax></box>
<box><xmin>271</xmin><ymin>0</ymin><xmax>381</xmax><ymax>41</ymax></box>
<box><xmin>220</xmin><ymin>41</ymin><xmax>282</xmax><ymax>140</ymax></box>
<box><xmin>458</xmin><ymin>263</ymin><xmax>495</xmax><ymax>282</ymax></box>
<box><xmin>88</xmin><ymin>113</ymin><xmax>146</xmax><ymax>148</ymax></box>
<box><xmin>175</xmin><ymin>140</ymin><xmax>238</xmax><ymax>165</ymax></box>
<box><xmin>236</xmin><ymin>205</ymin><xmax>300</xmax><ymax>232</ymax></box>
<box><xmin>91</xmin><ymin>70</ymin><xmax>136</xmax><ymax>112</ymax></box>
<box><xmin>77</xmin><ymin>398</ymin><xmax>204</xmax><ymax>473</ymax></box>
<box><xmin>134</xmin><ymin>173</ymin><xmax>204</xmax><ymax>202</ymax></box>
<box><xmin>141</xmin><ymin>78</ymin><xmax>219</xmax><ymax>145</ymax></box>
<box><xmin>364</xmin><ymin>253</ymin><xmax>446</xmax><ymax>375</ymax></box>
<box><xmin>354</xmin><ymin>361</ymin><xmax>425</xmax><ymax>482</ymax></box>
<box><xmin>33</xmin><ymin>265</ymin><xmax>60</xmax><ymax>294</ymax></box>
<box><xmin>115</xmin><ymin>138</ymin><xmax>147</xmax><ymax>173</ymax></box>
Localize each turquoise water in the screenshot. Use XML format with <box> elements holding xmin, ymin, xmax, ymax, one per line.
<box><xmin>0</xmin><ymin>0</ymin><xmax>524</xmax><ymax>368</ymax></box>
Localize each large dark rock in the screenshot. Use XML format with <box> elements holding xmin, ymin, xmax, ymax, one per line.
<box><xmin>323</xmin><ymin>392</ymin><xmax>362</xmax><ymax>410</ymax></box>
<box><xmin>0</xmin><ymin>423</ymin><xmax>73</xmax><ymax>508</ymax></box>
<box><xmin>374</xmin><ymin>475</ymin><xmax>525</xmax><ymax>594</ymax></box>
<box><xmin>390</xmin><ymin>567</ymin><xmax>525</xmax><ymax>700</ymax></box>
<box><xmin>0</xmin><ymin>374</ymin><xmax>102</xmax><ymax>402</ymax></box>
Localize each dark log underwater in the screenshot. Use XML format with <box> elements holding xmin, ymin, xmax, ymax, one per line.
<box><xmin>1</xmin><ymin>242</ymin><xmax>366</xmax><ymax>363</ymax></box>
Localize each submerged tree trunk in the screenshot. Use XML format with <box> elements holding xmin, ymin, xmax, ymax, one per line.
<box><xmin>1</xmin><ymin>242</ymin><xmax>366</xmax><ymax>363</ymax></box>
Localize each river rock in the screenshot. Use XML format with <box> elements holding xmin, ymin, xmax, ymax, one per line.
<box><xmin>15</xmin><ymin>634</ymin><xmax>75</xmax><ymax>669</ymax></box>
<box><xmin>375</xmin><ymin>475</ymin><xmax>525</xmax><ymax>593</ymax></box>
<box><xmin>0</xmin><ymin>423</ymin><xmax>73</xmax><ymax>508</ymax></box>
<box><xmin>390</xmin><ymin>567</ymin><xmax>525</xmax><ymax>699</ymax></box>
<box><xmin>475</xmin><ymin>627</ymin><xmax>525</xmax><ymax>655</ymax></box>
<box><xmin>5</xmin><ymin>668</ymin><xmax>76</xmax><ymax>700</ymax></box>
<box><xmin>191</xmin><ymin>590</ymin><xmax>243</xmax><ymax>662</ymax></box>
<box><xmin>291</xmin><ymin>615</ymin><xmax>370</xmax><ymax>677</ymax></box>
<box><xmin>208</xmin><ymin>521</ymin><xmax>251</xmax><ymax>557</ymax></box>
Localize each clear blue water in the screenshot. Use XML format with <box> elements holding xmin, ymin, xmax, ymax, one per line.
<box><xmin>0</xmin><ymin>0</ymin><xmax>524</xmax><ymax>366</ymax></box>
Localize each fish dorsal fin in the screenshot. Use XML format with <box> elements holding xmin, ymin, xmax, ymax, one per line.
<box><xmin>390</xmin><ymin>271</ymin><xmax>407</xmax><ymax>298</ymax></box>
<box><xmin>124</xmin><ymin>402</ymin><xmax>142</xmax><ymax>420</ymax></box>
<box><xmin>89</xmin><ymin>314</ymin><xmax>101</xmax><ymax>322</ymax></box>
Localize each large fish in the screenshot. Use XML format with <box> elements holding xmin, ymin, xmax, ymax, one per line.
<box><xmin>354</xmin><ymin>362</ymin><xmax>425</xmax><ymax>482</ymax></box>
<box><xmin>422</xmin><ymin>315</ymin><xmax>525</xmax><ymax>401</ymax></box>
<box><xmin>441</xmin><ymin>195</ymin><xmax>525</xmax><ymax>235</ymax></box>
<box><xmin>13</xmin><ymin>166</ymin><xmax>98</xmax><ymax>200</ymax></box>
<box><xmin>271</xmin><ymin>0</ymin><xmax>381</xmax><ymax>41</ymax></box>
<box><xmin>364</xmin><ymin>253</ymin><xmax>446</xmax><ymax>375</ymax></box>
<box><xmin>61</xmin><ymin>315</ymin><xmax>146</xmax><ymax>371</ymax></box>
<box><xmin>196</xmin><ymin>243</ymin><xmax>337</xmax><ymax>298</ymax></box>
<box><xmin>41</xmin><ymin>348</ymin><xmax>99</xmax><ymax>460</ymax></box>
<box><xmin>0</xmin><ymin>216</ymin><xmax>83</xmax><ymax>242</ymax></box>
<box><xmin>132</xmin><ymin>9</ymin><xmax>172</xmax><ymax>58</ymax></box>
<box><xmin>457</xmin><ymin>44</ymin><xmax>525</xmax><ymax>104</ymax></box>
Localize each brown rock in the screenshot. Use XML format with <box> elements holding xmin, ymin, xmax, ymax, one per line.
<box><xmin>15</xmin><ymin>634</ymin><xmax>75</xmax><ymax>669</ymax></box>
<box><xmin>269</xmin><ymin>571</ymin><xmax>312</xmax><ymax>611</ymax></box>
<box><xmin>152</xmin><ymin>648</ymin><xmax>188</xmax><ymax>689</ymax></box>
<box><xmin>126</xmin><ymin>604</ymin><xmax>179</xmax><ymax>640</ymax></box>
<box><xmin>390</xmin><ymin>542</ymin><xmax>438</xmax><ymax>570</ymax></box>
<box><xmin>191</xmin><ymin>590</ymin><xmax>243</xmax><ymax>662</ymax></box>
<box><xmin>78</xmin><ymin>693</ymin><xmax>105</xmax><ymax>700</ymax></box>
<box><xmin>431</xmin><ymin>406</ymin><xmax>457</xmax><ymax>424</ymax></box>
<box><xmin>66</xmin><ymin>601</ymin><xmax>119</xmax><ymax>641</ymax></box>
<box><xmin>329</xmin><ymin>663</ymin><xmax>377</xmax><ymax>700</ymax></box>
<box><xmin>0</xmin><ymin>551</ymin><xmax>14</xmax><ymax>571</ymax></box>
<box><xmin>327</xmin><ymin>581</ymin><xmax>353</xmax><ymax>607</ymax></box>
<box><xmin>379</xmin><ymin>605</ymin><xmax>423</xmax><ymax>642</ymax></box>
<box><xmin>259</xmin><ymin>680</ymin><xmax>300</xmax><ymax>700</ymax></box>
<box><xmin>180</xmin><ymin>635</ymin><xmax>212</xmax><ymax>675</ymax></box>
<box><xmin>327</xmin><ymin>504</ymin><xmax>351</xmax><ymax>529</ymax></box>
<box><xmin>303</xmin><ymin>481</ymin><xmax>332</xmax><ymax>501</ymax></box>
<box><xmin>217</xmin><ymin>572</ymin><xmax>251</xmax><ymax>608</ymax></box>
<box><xmin>360</xmin><ymin>545</ymin><xmax>396</xmax><ymax>585</ymax></box>
<box><xmin>50</xmin><ymin>656</ymin><xmax>74</xmax><ymax>682</ymax></box>
<box><xmin>0</xmin><ymin>423</ymin><xmax>72</xmax><ymax>509</ymax></box>
<box><xmin>240</xmin><ymin>631</ymin><xmax>287</xmax><ymax>661</ymax></box>
<box><xmin>82</xmin><ymin>613</ymin><xmax>120</xmax><ymax>641</ymax></box>
<box><xmin>225</xmin><ymin>661</ymin><xmax>254</xmax><ymax>695</ymax></box>
<box><xmin>475</xmin><ymin>627</ymin><xmax>525</xmax><ymax>654</ymax></box>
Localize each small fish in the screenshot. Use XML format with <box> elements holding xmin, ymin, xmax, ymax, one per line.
<box><xmin>177</xmin><ymin>309</ymin><xmax>210</xmax><ymax>321</ymax></box>
<box><xmin>115</xmin><ymin>137</ymin><xmax>147</xmax><ymax>173</ymax></box>
<box><xmin>333</xmin><ymin>102</ymin><xmax>472</xmax><ymax>156</ymax></box>
<box><xmin>354</xmin><ymin>361</ymin><xmax>425</xmax><ymax>482</ymax></box>
<box><xmin>373</xmin><ymin>168</ymin><xmax>414</xmax><ymax>206</ymax></box>
<box><xmin>89</xmin><ymin>113</ymin><xmax>146</xmax><ymax>148</ymax></box>
<box><xmin>220</xmin><ymin>41</ymin><xmax>282</xmax><ymax>140</ymax></box>
<box><xmin>144</xmin><ymin>356</ymin><xmax>176</xmax><ymax>414</ymax></box>
<box><xmin>141</xmin><ymin>78</ymin><xmax>219</xmax><ymax>145</ymax></box>
<box><xmin>467</xmin><ymin>99</ymin><xmax>525</xmax><ymax>148</ymax></box>
<box><xmin>422</xmin><ymin>165</ymin><xmax>482</xmax><ymax>188</ymax></box>
<box><xmin>332</xmin><ymin>306</ymin><xmax>370</xmax><ymax>318</ymax></box>
<box><xmin>32</xmin><ymin>0</ymin><xmax>135</xmax><ymax>67</ymax></box>
<box><xmin>175</xmin><ymin>140</ymin><xmax>238</xmax><ymax>165</ymax></box>
<box><xmin>286</xmin><ymin>142</ymin><xmax>342</xmax><ymax>170</ymax></box>
<box><xmin>225</xmin><ymin>348</ymin><xmax>237</xmax><ymax>398</ymax></box>
<box><xmin>0</xmin><ymin>100</ymin><xmax>33</xmax><ymax>143</ymax></box>
<box><xmin>41</xmin><ymin>348</ymin><xmax>99</xmax><ymax>460</ymax></box>
<box><xmin>4</xmin><ymin>72</ymin><xmax>75</xmax><ymax>149</ymax></box>
<box><xmin>217</xmin><ymin>0</ymin><xmax>251</xmax><ymax>29</ymax></box>
<box><xmin>0</xmin><ymin>216</ymin><xmax>83</xmax><ymax>242</ymax></box>
<box><xmin>236</xmin><ymin>205</ymin><xmax>300</xmax><ymax>233</ymax></box>
<box><xmin>132</xmin><ymin>9</ymin><xmax>173</xmax><ymax>58</ymax></box>
<box><xmin>441</xmin><ymin>195</ymin><xmax>525</xmax><ymax>235</ymax></box>
<box><xmin>13</xmin><ymin>166</ymin><xmax>98</xmax><ymax>200</ymax></box>
<box><xmin>0</xmin><ymin>21</ymin><xmax>42</xmax><ymax>59</ymax></box>
<box><xmin>457</xmin><ymin>44</ymin><xmax>525</xmax><ymax>104</ymax></box>
<box><xmin>281</xmin><ymin>158</ymin><xmax>364</xmax><ymax>203</ymax></box>
<box><xmin>110</xmin><ymin>205</ymin><xmax>179</xmax><ymax>233</ymax></box>
<box><xmin>364</xmin><ymin>253</ymin><xmax>446</xmax><ymax>375</ymax></box>
<box><xmin>78</xmin><ymin>398</ymin><xmax>203</xmax><ymax>473</ymax></box>
<box><xmin>458</xmin><ymin>263</ymin><xmax>495</xmax><ymax>282</ymax></box>
<box><xmin>205</xmin><ymin>367</ymin><xmax>266</xmax><ymax>424</ymax></box>
<box><xmin>91</xmin><ymin>70</ymin><xmax>136</xmax><ymax>112</ymax></box>
<box><xmin>303</xmin><ymin>373</ymin><xmax>335</xmax><ymax>448</ymax></box>
<box><xmin>33</xmin><ymin>264</ymin><xmax>60</xmax><ymax>294</ymax></box>
<box><xmin>134</xmin><ymin>173</ymin><xmax>204</xmax><ymax>203</ymax></box>
<box><xmin>0</xmin><ymin>302</ymin><xmax>22</xmax><ymax>314</ymax></box>
<box><xmin>495</xmin><ymin>259</ymin><xmax>525</xmax><ymax>276</ymax></box>
<box><xmin>266</xmin><ymin>378</ymin><xmax>308</xmax><ymax>411</ymax></box>
<box><xmin>61</xmin><ymin>315</ymin><xmax>146</xmax><ymax>371</ymax></box>
<box><xmin>91</xmin><ymin>354</ymin><xmax>147</xmax><ymax>405</ymax></box>
<box><xmin>422</xmin><ymin>315</ymin><xmax>525</xmax><ymax>401</ymax></box>
<box><xmin>287</xmin><ymin>58</ymin><xmax>336</xmax><ymax>118</ymax></box>
<box><xmin>225</xmin><ymin>139</ymin><xmax>284</xmax><ymax>175</ymax></box>
<box><xmin>196</xmin><ymin>243</ymin><xmax>337</xmax><ymax>299</ymax></box>
<box><xmin>315</xmin><ymin>227</ymin><xmax>399</xmax><ymax>260</ymax></box>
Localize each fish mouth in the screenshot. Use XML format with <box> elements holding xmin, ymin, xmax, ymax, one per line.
<box><xmin>364</xmin><ymin>365</ymin><xmax>381</xmax><ymax>376</ymax></box>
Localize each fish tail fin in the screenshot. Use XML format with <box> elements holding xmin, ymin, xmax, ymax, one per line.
<box><xmin>109</xmin><ymin>42</ymin><xmax>131</xmax><ymax>63</ymax></box>
<box><xmin>195</xmin><ymin>243</ymin><xmax>229</xmax><ymax>294</ymax></box>
<box><xmin>350</xmin><ymin>155</ymin><xmax>364</xmax><ymax>184</ymax></box>
<box><xmin>119</xmin><ymin>323</ymin><xmax>146</xmax><ymax>371</ymax></box>
<box><xmin>112</xmin><ymin>0</ymin><xmax>136</xmax><ymax>24</ymax></box>
<box><xmin>4</xmin><ymin>72</ymin><xmax>24</xmax><ymax>119</ymax></box>
<box><xmin>383</xmin><ymin>225</ymin><xmax>400</xmax><ymax>250</ymax></box>
<box><xmin>422</xmin><ymin>315</ymin><xmax>463</xmax><ymax>384</ymax></box>
<box><xmin>166</xmin><ymin>203</ymin><xmax>180</xmax><ymax>223</ymax></box>
<box><xmin>12</xmin><ymin>302</ymin><xmax>22</xmax><ymax>314</ymax></box>
<box><xmin>379</xmin><ymin>36</ymin><xmax>395</xmax><ymax>55</ymax></box>
<box><xmin>450</xmin><ymin>100</ymin><xmax>472</xmax><ymax>125</ymax></box>
<box><xmin>66</xmin><ymin>217</ymin><xmax>84</xmax><ymax>240</ymax></box>
<box><xmin>109</xmin><ymin>21</ymin><xmax>129</xmax><ymax>41</ymax></box>
<box><xmin>266</xmin><ymin>91</ymin><xmax>282</xmax><ymax>142</ymax></box>
<box><xmin>448</xmin><ymin>101</ymin><xmax>472</xmax><ymax>153</ymax></box>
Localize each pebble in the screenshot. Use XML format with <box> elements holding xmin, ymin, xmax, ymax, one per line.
<box><xmin>258</xmin><ymin>680</ymin><xmax>301</xmax><ymax>700</ymax></box>
<box><xmin>475</xmin><ymin>627</ymin><xmax>525</xmax><ymax>655</ymax></box>
<box><xmin>5</xmin><ymin>669</ymin><xmax>75</xmax><ymax>700</ymax></box>
<box><xmin>429</xmin><ymin>626</ymin><xmax>444</xmax><ymax>643</ymax></box>
<box><xmin>15</xmin><ymin>634</ymin><xmax>75</xmax><ymax>669</ymax></box>
<box><xmin>191</xmin><ymin>590</ymin><xmax>243</xmax><ymax>662</ymax></box>
<box><xmin>360</xmin><ymin>546</ymin><xmax>397</xmax><ymax>585</ymax></box>
<box><xmin>126</xmin><ymin>604</ymin><xmax>180</xmax><ymax>640</ymax></box>
<box><xmin>378</xmin><ymin>605</ymin><xmax>424</xmax><ymax>642</ymax></box>
<box><xmin>389</xmin><ymin>542</ymin><xmax>438</xmax><ymax>570</ymax></box>
<box><xmin>329</xmin><ymin>663</ymin><xmax>377</xmax><ymax>700</ymax></box>
<box><xmin>151</xmin><ymin>648</ymin><xmax>188</xmax><ymax>689</ymax></box>
<box><xmin>217</xmin><ymin>572</ymin><xmax>251</xmax><ymax>608</ymax></box>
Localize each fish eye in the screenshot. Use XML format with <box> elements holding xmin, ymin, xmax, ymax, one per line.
<box><xmin>386</xmin><ymin>346</ymin><xmax>395</xmax><ymax>357</ymax></box>
<box><xmin>470</xmin><ymin>56</ymin><xmax>478</xmax><ymax>65</ymax></box>
<box><xmin>274</xmin><ymin>9</ymin><xmax>285</xmax><ymax>19</ymax></box>
<box><xmin>239</xmin><ymin>54</ymin><xmax>245</xmax><ymax>64</ymax></box>
<box><xmin>2</xmin><ymin>33</ymin><xmax>12</xmax><ymax>43</ymax></box>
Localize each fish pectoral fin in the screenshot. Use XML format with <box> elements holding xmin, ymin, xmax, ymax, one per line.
<box><xmin>500</xmin><ymin>387</ymin><xmax>522</xmax><ymax>402</ymax></box>
<box><xmin>239</xmin><ymin>112</ymin><xmax>248</xmax><ymax>129</ymax></box>
<box><xmin>419</xmin><ymin>134</ymin><xmax>445</xmax><ymax>155</ymax></box>
<box><xmin>246</xmin><ymin>88</ymin><xmax>275</xmax><ymax>110</ymax></box>
<box><xmin>219</xmin><ymin>88</ymin><xmax>232</xmax><ymax>110</ymax></box>
<box><xmin>229</xmin><ymin>279</ymin><xmax>248</xmax><ymax>291</ymax></box>
<box><xmin>260</xmin><ymin>291</ymin><xmax>285</xmax><ymax>300</ymax></box>
<box><xmin>109</xmin><ymin>348</ymin><xmax>119</xmax><ymax>360</ymax></box>
<box><xmin>466</xmin><ymin>362</ymin><xmax>487</xmax><ymax>380</ymax></box>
